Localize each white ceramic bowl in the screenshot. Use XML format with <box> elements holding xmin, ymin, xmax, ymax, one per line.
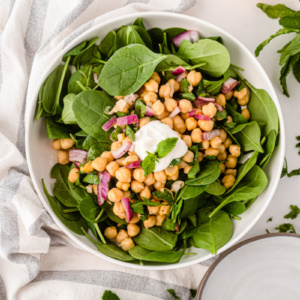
<box><xmin>25</xmin><ymin>12</ymin><xmax>285</xmax><ymax>270</ymax></box>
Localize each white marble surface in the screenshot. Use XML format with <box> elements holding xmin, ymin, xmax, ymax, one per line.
<box><xmin>185</xmin><ymin>0</ymin><xmax>300</xmax><ymax>238</ymax></box>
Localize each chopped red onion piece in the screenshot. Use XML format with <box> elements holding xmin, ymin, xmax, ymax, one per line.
<box><xmin>188</xmin><ymin>109</ymin><xmax>196</xmax><ymax>117</ymax></box>
<box><xmin>121</xmin><ymin>198</ymin><xmax>133</xmax><ymax>223</ymax></box>
<box><xmin>123</xmin><ymin>93</ymin><xmax>139</xmax><ymax>106</ymax></box>
<box><xmin>176</xmin><ymin>71</ymin><xmax>188</xmax><ymax>82</ymax></box>
<box><xmin>126</xmin><ymin>160</ymin><xmax>142</xmax><ymax>169</ymax></box>
<box><xmin>195</xmin><ymin>113</ymin><xmax>211</xmax><ymax>121</ymax></box>
<box><xmin>197</xmin><ymin>96</ymin><xmax>216</xmax><ymax>102</ymax></box>
<box><xmin>74</xmin><ymin>161</ymin><xmax>80</xmax><ymax>168</ymax></box>
<box><xmin>145</xmin><ymin>106</ymin><xmax>154</xmax><ymax>116</ymax></box>
<box><xmin>202</xmin><ymin>129</ymin><xmax>221</xmax><ymax>141</ymax></box>
<box><xmin>168</xmin><ymin>106</ymin><xmax>181</xmax><ymax>119</ymax></box>
<box><xmin>97</xmin><ymin>173</ymin><xmax>104</xmax><ymax>206</ymax></box>
<box><xmin>221</xmin><ymin>77</ymin><xmax>238</xmax><ymax>94</ymax></box>
<box><xmin>214</xmin><ymin>103</ymin><xmax>224</xmax><ymax>111</ymax></box>
<box><xmin>69</xmin><ymin>150</ymin><xmax>87</xmax><ymax>163</ymax></box>
<box><xmin>117</xmin><ymin>114</ymin><xmax>139</xmax><ymax>126</ymax></box>
<box><xmin>172</xmin><ymin>30</ymin><xmax>200</xmax><ymax>48</ymax></box>
<box><xmin>171</xmin><ymin>66</ymin><xmax>186</xmax><ymax>76</ymax></box>
<box><xmin>93</xmin><ymin>73</ymin><xmax>98</xmax><ymax>84</ymax></box>
<box><xmin>102</xmin><ymin>116</ymin><xmax>117</xmax><ymax>131</ymax></box>
<box><xmin>101</xmin><ymin>171</ymin><xmax>111</xmax><ymax>201</ymax></box>
<box><xmin>111</xmin><ymin>142</ymin><xmax>131</xmax><ymax>159</ymax></box>
<box><xmin>194</xmin><ymin>97</ymin><xmax>215</xmax><ymax>108</ymax></box>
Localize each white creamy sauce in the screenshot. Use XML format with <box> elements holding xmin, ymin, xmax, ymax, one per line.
<box><xmin>133</xmin><ymin>121</ymin><xmax>188</xmax><ymax>172</ymax></box>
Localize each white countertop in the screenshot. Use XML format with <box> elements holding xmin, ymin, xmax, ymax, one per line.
<box><xmin>185</xmin><ymin>0</ymin><xmax>300</xmax><ymax>238</ymax></box>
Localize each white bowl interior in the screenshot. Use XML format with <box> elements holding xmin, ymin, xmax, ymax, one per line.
<box><xmin>25</xmin><ymin>12</ymin><xmax>285</xmax><ymax>270</ymax></box>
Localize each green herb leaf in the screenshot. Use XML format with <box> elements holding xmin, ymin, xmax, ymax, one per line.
<box><xmin>257</xmin><ymin>3</ymin><xmax>295</xmax><ymax>19</ymax></box>
<box><xmin>134</xmin><ymin>99</ymin><xmax>146</xmax><ymax>118</ymax></box>
<box><xmin>125</xmin><ymin>125</ymin><xmax>136</xmax><ymax>141</ymax></box>
<box><xmin>102</xmin><ymin>290</ymin><xmax>120</xmax><ymax>300</ymax></box>
<box><xmin>142</xmin><ymin>153</ymin><xmax>157</xmax><ymax>176</ymax></box>
<box><xmin>275</xmin><ymin>223</ymin><xmax>296</xmax><ymax>233</ymax></box>
<box><xmin>279</xmin><ymin>11</ymin><xmax>300</xmax><ymax>29</ymax></box>
<box><xmin>288</xmin><ymin>168</ymin><xmax>300</xmax><ymax>177</ymax></box>
<box><xmin>153</xmin><ymin>189</ymin><xmax>173</xmax><ymax>203</ymax></box>
<box><xmin>167</xmin><ymin>289</ymin><xmax>180</xmax><ymax>300</ymax></box>
<box><xmin>156</xmin><ymin>137</ymin><xmax>178</xmax><ymax>158</ymax></box>
<box><xmin>281</xmin><ymin>157</ymin><xmax>288</xmax><ymax>178</ymax></box>
<box><xmin>284</xmin><ymin>205</ymin><xmax>300</xmax><ymax>219</ymax></box>
<box><xmin>180</xmin><ymin>78</ymin><xmax>191</xmax><ymax>93</ymax></box>
<box><xmin>169</xmin><ymin>158</ymin><xmax>182</xmax><ymax>167</ymax></box>
<box><xmin>190</xmin><ymin>289</ymin><xmax>197</xmax><ymax>298</ymax></box>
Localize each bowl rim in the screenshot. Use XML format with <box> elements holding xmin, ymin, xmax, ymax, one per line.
<box><xmin>25</xmin><ymin>11</ymin><xmax>285</xmax><ymax>270</ymax></box>
<box><xmin>195</xmin><ymin>233</ymin><xmax>300</xmax><ymax>299</ymax></box>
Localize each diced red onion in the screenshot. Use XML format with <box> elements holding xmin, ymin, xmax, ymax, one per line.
<box><xmin>121</xmin><ymin>198</ymin><xmax>133</xmax><ymax>223</ymax></box>
<box><xmin>194</xmin><ymin>97</ymin><xmax>215</xmax><ymax>108</ymax></box>
<box><xmin>175</xmin><ymin>223</ymin><xmax>180</xmax><ymax>232</ymax></box>
<box><xmin>102</xmin><ymin>116</ymin><xmax>117</xmax><ymax>131</ymax></box>
<box><xmin>195</xmin><ymin>114</ymin><xmax>211</xmax><ymax>121</ymax></box>
<box><xmin>101</xmin><ymin>171</ymin><xmax>111</xmax><ymax>201</ymax></box>
<box><xmin>69</xmin><ymin>150</ymin><xmax>87</xmax><ymax>163</ymax></box>
<box><xmin>126</xmin><ymin>160</ymin><xmax>142</xmax><ymax>169</ymax></box>
<box><xmin>172</xmin><ymin>30</ymin><xmax>200</xmax><ymax>48</ymax></box>
<box><xmin>188</xmin><ymin>109</ymin><xmax>196</xmax><ymax>117</ymax></box>
<box><xmin>123</xmin><ymin>93</ymin><xmax>139</xmax><ymax>106</ymax></box>
<box><xmin>176</xmin><ymin>71</ymin><xmax>188</xmax><ymax>82</ymax></box>
<box><xmin>145</xmin><ymin>106</ymin><xmax>154</xmax><ymax>116</ymax></box>
<box><xmin>221</xmin><ymin>78</ymin><xmax>238</xmax><ymax>94</ymax></box>
<box><xmin>171</xmin><ymin>66</ymin><xmax>186</xmax><ymax>76</ymax></box>
<box><xmin>197</xmin><ymin>96</ymin><xmax>215</xmax><ymax>102</ymax></box>
<box><xmin>117</xmin><ymin>114</ymin><xmax>139</xmax><ymax>126</ymax></box>
<box><xmin>203</xmin><ymin>129</ymin><xmax>221</xmax><ymax>141</ymax></box>
<box><xmin>93</xmin><ymin>73</ymin><xmax>98</xmax><ymax>84</ymax></box>
<box><xmin>168</xmin><ymin>107</ymin><xmax>181</xmax><ymax>119</ymax></box>
<box><xmin>74</xmin><ymin>162</ymin><xmax>80</xmax><ymax>168</ymax></box>
<box><xmin>97</xmin><ymin>173</ymin><xmax>104</xmax><ymax>206</ymax></box>
<box><xmin>111</xmin><ymin>142</ymin><xmax>131</xmax><ymax>159</ymax></box>
<box><xmin>214</xmin><ymin>103</ymin><xmax>224</xmax><ymax>112</ymax></box>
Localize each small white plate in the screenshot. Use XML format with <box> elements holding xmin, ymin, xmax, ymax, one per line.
<box><xmin>197</xmin><ymin>233</ymin><xmax>300</xmax><ymax>300</ymax></box>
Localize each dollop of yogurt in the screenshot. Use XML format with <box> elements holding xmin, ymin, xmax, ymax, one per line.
<box><xmin>133</xmin><ymin>121</ymin><xmax>188</xmax><ymax>172</ymax></box>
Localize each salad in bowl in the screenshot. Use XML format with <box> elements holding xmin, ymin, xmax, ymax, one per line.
<box><xmin>34</xmin><ymin>16</ymin><xmax>280</xmax><ymax>265</ymax></box>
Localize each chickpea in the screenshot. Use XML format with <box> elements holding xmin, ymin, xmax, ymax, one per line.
<box><xmin>106</xmin><ymin>161</ymin><xmax>119</xmax><ymax>177</ymax></box>
<box><xmin>164</xmin><ymin>97</ymin><xmax>178</xmax><ymax>112</ymax></box>
<box><xmin>116</xmin><ymin>157</ymin><xmax>126</xmax><ymax>166</ymax></box>
<box><xmin>225</xmin><ymin>91</ymin><xmax>233</xmax><ymax>100</ymax></box>
<box><xmin>241</xmin><ymin>108</ymin><xmax>250</xmax><ymax>120</ymax></box>
<box><xmin>198</xmin><ymin>120</ymin><xmax>214</xmax><ymax>132</ymax></box>
<box><xmin>229</xmin><ymin>145</ymin><xmax>241</xmax><ymax>157</ymax></box>
<box><xmin>160</xmin><ymin>118</ymin><xmax>173</xmax><ymax>130</ymax></box>
<box><xmin>179</xmin><ymin>99</ymin><xmax>193</xmax><ymax>113</ymax></box>
<box><xmin>205</xmin><ymin>147</ymin><xmax>219</xmax><ymax>156</ymax></box>
<box><xmin>57</xmin><ymin>150</ymin><xmax>69</xmax><ymax>165</ymax></box>
<box><xmin>182</xmin><ymin>150</ymin><xmax>194</xmax><ymax>163</ymax></box>
<box><xmin>198</xmin><ymin>152</ymin><xmax>205</xmax><ymax>163</ymax></box>
<box><xmin>156</xmin><ymin>215</ymin><xmax>166</xmax><ymax>226</ymax></box>
<box><xmin>167</xmin><ymin>173</ymin><xmax>179</xmax><ymax>180</ymax></box>
<box><xmin>117</xmin><ymin>133</ymin><xmax>125</xmax><ymax>142</ymax></box>
<box><xmin>222</xmin><ymin>174</ymin><xmax>236</xmax><ymax>189</ymax></box>
<box><xmin>60</xmin><ymin>138</ymin><xmax>75</xmax><ymax>149</ymax></box>
<box><xmin>191</xmin><ymin>128</ymin><xmax>203</xmax><ymax>143</ymax></box>
<box><xmin>216</xmin><ymin>94</ymin><xmax>226</xmax><ymax>107</ymax></box>
<box><xmin>122</xmin><ymin>137</ymin><xmax>133</xmax><ymax>145</ymax></box>
<box><xmin>150</xmin><ymin>72</ymin><xmax>161</xmax><ymax>84</ymax></box>
<box><xmin>184</xmin><ymin>165</ymin><xmax>192</xmax><ymax>174</ymax></box>
<box><xmin>123</xmin><ymin>190</ymin><xmax>131</xmax><ymax>198</ymax></box>
<box><xmin>218</xmin><ymin>144</ymin><xmax>226</xmax><ymax>154</ymax></box>
<box><xmin>238</xmin><ymin>95</ymin><xmax>249</xmax><ymax>106</ymax></box>
<box><xmin>81</xmin><ymin>161</ymin><xmax>94</xmax><ymax>173</ymax></box>
<box><xmin>187</xmin><ymin>70</ymin><xmax>202</xmax><ymax>86</ymax></box>
<box><xmin>124</xmin><ymin>155</ymin><xmax>139</xmax><ymax>166</ymax></box>
<box><xmin>168</xmin><ymin>79</ymin><xmax>180</xmax><ymax>91</ymax></box>
<box><xmin>175</xmin><ymin>131</ymin><xmax>182</xmax><ymax>138</ymax></box>
<box><xmin>224</xmin><ymin>137</ymin><xmax>233</xmax><ymax>149</ymax></box>
<box><xmin>217</xmin><ymin>151</ymin><xmax>227</xmax><ymax>162</ymax></box>
<box><xmin>52</xmin><ymin>139</ymin><xmax>61</xmax><ymax>150</ymax></box>
<box><xmin>156</xmin><ymin>110</ymin><xmax>169</xmax><ymax>120</ymax></box>
<box><xmin>185</xmin><ymin>117</ymin><xmax>198</xmax><ymax>131</ymax></box>
<box><xmin>127</xmin><ymin>224</ymin><xmax>140</xmax><ymax>237</ymax></box>
<box><xmin>144</xmin><ymin>173</ymin><xmax>155</xmax><ymax>186</ymax></box>
<box><xmin>132</xmin><ymin>167</ymin><xmax>145</xmax><ymax>183</ymax></box>
<box><xmin>152</xmin><ymin>100</ymin><xmax>165</xmax><ymax>116</ymax></box>
<box><xmin>225</xmin><ymin>169</ymin><xmax>237</xmax><ymax>176</ymax></box>
<box><xmin>226</xmin><ymin>155</ymin><xmax>238</xmax><ymax>169</ymax></box>
<box><xmin>115</xmin><ymin>167</ymin><xmax>132</xmax><ymax>183</ymax></box>
<box><xmin>116</xmin><ymin>181</ymin><xmax>130</xmax><ymax>191</ymax></box>
<box><xmin>154</xmin><ymin>181</ymin><xmax>165</xmax><ymax>190</ymax></box>
<box><xmin>111</xmin><ymin>141</ymin><xmax>122</xmax><ymax>151</ymax></box>
<box><xmin>148</xmin><ymin>200</ymin><xmax>160</xmax><ymax>215</ymax></box>
<box><xmin>116</xmin><ymin>229</ymin><xmax>128</xmax><ymax>243</ymax></box>
<box><xmin>154</xmin><ymin>170</ymin><xmax>167</xmax><ymax>183</ymax></box>
<box><xmin>101</xmin><ymin>151</ymin><xmax>114</xmax><ymax>163</ymax></box>
<box><xmin>210</xmin><ymin>136</ymin><xmax>222</xmax><ymax>149</ymax></box>
<box><xmin>139</xmin><ymin>90</ymin><xmax>148</xmax><ymax>100</ymax></box>
<box><xmin>68</xmin><ymin>167</ymin><xmax>79</xmax><ymax>183</ymax></box>
<box><xmin>140</xmin><ymin>186</ymin><xmax>151</xmax><ymax>200</ymax></box>
<box><xmin>140</xmin><ymin>117</ymin><xmax>151</xmax><ymax>127</ymax></box>
<box><xmin>131</xmin><ymin>180</ymin><xmax>144</xmax><ymax>193</ymax></box>
<box><xmin>178</xmin><ymin>161</ymin><xmax>188</xmax><ymax>169</ymax></box>
<box><xmin>113</xmin><ymin>201</ymin><xmax>126</xmax><ymax>219</ymax></box>
<box><xmin>159</xmin><ymin>84</ymin><xmax>172</xmax><ymax>98</ymax></box>
<box><xmin>159</xmin><ymin>202</ymin><xmax>171</xmax><ymax>215</ymax></box>
<box><xmin>144</xmin><ymin>79</ymin><xmax>159</xmax><ymax>93</ymax></box>
<box><xmin>219</xmin><ymin>129</ymin><xmax>227</xmax><ymax>142</ymax></box>
<box><xmin>104</xmin><ymin>226</ymin><xmax>117</xmax><ymax>239</ymax></box>
<box><xmin>220</xmin><ymin>163</ymin><xmax>225</xmax><ymax>173</ymax></box>
<box><xmin>180</xmin><ymin>113</ymin><xmax>189</xmax><ymax>121</ymax></box>
<box><xmin>173</xmin><ymin>116</ymin><xmax>186</xmax><ymax>133</ymax></box>
<box><xmin>226</xmin><ymin>115</ymin><xmax>233</xmax><ymax>123</ymax></box>
<box><xmin>92</xmin><ymin>157</ymin><xmax>107</xmax><ymax>172</ymax></box>
<box><xmin>234</xmin><ymin>87</ymin><xmax>247</xmax><ymax>99</ymax></box>
<box><xmin>92</xmin><ymin>184</ymin><xmax>98</xmax><ymax>195</ymax></box>
<box><xmin>201</xmin><ymin>140</ymin><xmax>210</xmax><ymax>150</ymax></box>
<box><xmin>144</xmin><ymin>215</ymin><xmax>157</xmax><ymax>229</ymax></box>
<box><xmin>182</xmin><ymin>135</ymin><xmax>192</xmax><ymax>148</ymax></box>
<box><xmin>144</xmin><ymin>92</ymin><xmax>157</xmax><ymax>105</ymax></box>
<box><xmin>163</xmin><ymin>166</ymin><xmax>178</xmax><ymax>178</ymax></box>
<box><xmin>130</xmin><ymin>213</ymin><xmax>140</xmax><ymax>224</ymax></box>
<box><xmin>120</xmin><ymin>237</ymin><xmax>135</xmax><ymax>251</ymax></box>
<box><xmin>202</xmin><ymin>102</ymin><xmax>217</xmax><ymax>118</ymax></box>
<box><xmin>108</xmin><ymin>188</ymin><xmax>124</xmax><ymax>203</ymax></box>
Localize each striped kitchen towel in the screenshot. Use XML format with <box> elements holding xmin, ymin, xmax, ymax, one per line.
<box><xmin>0</xmin><ymin>0</ymin><xmax>215</xmax><ymax>299</ymax></box>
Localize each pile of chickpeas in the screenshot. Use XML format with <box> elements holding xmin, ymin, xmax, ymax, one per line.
<box><xmin>51</xmin><ymin>69</ymin><xmax>250</xmax><ymax>251</ymax></box>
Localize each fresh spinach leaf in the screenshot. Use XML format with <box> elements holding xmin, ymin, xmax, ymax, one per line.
<box><xmin>225</xmin><ymin>102</ymin><xmax>248</xmax><ymax>124</ymax></box>
<box><xmin>153</xmin><ymin>189</ymin><xmax>173</xmax><ymax>202</ymax></box>
<box><xmin>100</xmin><ymin>31</ymin><xmax>116</xmax><ymax>58</ymax></box>
<box><xmin>68</xmin><ymin>65</ymin><xmax>96</xmax><ymax>94</ymax></box>
<box><xmin>134</xmin><ymin>99</ymin><xmax>146</xmax><ymax>118</ymax></box>
<box><xmin>78</xmin><ymin>195</ymin><xmax>101</xmax><ymax>223</ymax></box>
<box><xmin>259</xmin><ymin>130</ymin><xmax>277</xmax><ymax>168</ymax></box>
<box><xmin>257</xmin><ymin>3</ymin><xmax>294</xmax><ymax>19</ymax></box>
<box><xmin>155</xmin><ymin>54</ymin><xmax>191</xmax><ymax>72</ymax></box>
<box><xmin>206</xmin><ymin>181</ymin><xmax>226</xmax><ymax>196</ymax></box>
<box><xmin>178</xmin><ymin>185</ymin><xmax>208</xmax><ymax>200</ymax></box>
<box><xmin>45</xmin><ymin>117</ymin><xmax>71</xmax><ymax>139</ymax></box>
<box><xmin>224</xmin><ymin>201</ymin><xmax>246</xmax><ymax>215</ymax></box>
<box><xmin>61</xmin><ymin>93</ymin><xmax>77</xmax><ymax>124</ymax></box>
<box><xmin>87</xmin><ymin>142</ymin><xmax>111</xmax><ymax>161</ymax></box>
<box><xmin>279</xmin><ymin>11</ymin><xmax>300</xmax><ymax>30</ymax></box>
<box><xmin>83</xmin><ymin>173</ymin><xmax>99</xmax><ymax>184</ymax></box>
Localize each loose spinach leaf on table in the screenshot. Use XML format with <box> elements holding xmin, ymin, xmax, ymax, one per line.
<box><xmin>98</xmin><ymin>44</ymin><xmax>166</xmax><ymax>96</ymax></box>
<box><xmin>102</xmin><ymin>290</ymin><xmax>120</xmax><ymax>300</ymax></box>
<box><xmin>257</xmin><ymin>3</ymin><xmax>294</xmax><ymax>19</ymax></box>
